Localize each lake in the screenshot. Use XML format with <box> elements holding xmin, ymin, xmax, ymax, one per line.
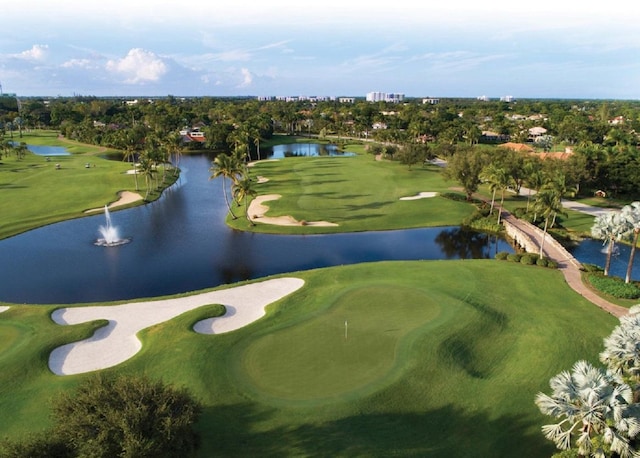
<box><xmin>0</xmin><ymin>152</ymin><xmax>511</xmax><ymax>304</ymax></box>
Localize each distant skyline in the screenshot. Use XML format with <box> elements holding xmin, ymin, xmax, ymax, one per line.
<box><xmin>1</xmin><ymin>1</ymin><xmax>639</xmax><ymax>99</ymax></box>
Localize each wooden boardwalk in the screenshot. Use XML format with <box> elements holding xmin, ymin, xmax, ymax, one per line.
<box><xmin>501</xmin><ymin>211</ymin><xmax>628</xmax><ymax>318</ymax></box>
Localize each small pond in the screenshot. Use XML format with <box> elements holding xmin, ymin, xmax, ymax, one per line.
<box><xmin>11</xmin><ymin>142</ymin><xmax>70</xmax><ymax>156</ymax></box>
<box><xmin>264</xmin><ymin>143</ymin><xmax>355</xmax><ymax>159</ymax></box>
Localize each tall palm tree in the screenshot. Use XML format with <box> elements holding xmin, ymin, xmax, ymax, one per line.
<box><xmin>535</xmin><ymin>360</ymin><xmax>640</xmax><ymax>457</ymax></box>
<box><xmin>137</xmin><ymin>153</ymin><xmax>155</xmax><ymax>200</ymax></box>
<box><xmin>210</xmin><ymin>153</ymin><xmax>241</xmax><ymax>220</ymax></box>
<box><xmin>591</xmin><ymin>211</ymin><xmax>629</xmax><ymax>277</ymax></box>
<box><xmin>533</xmin><ymin>188</ymin><xmax>565</xmax><ymax>259</ymax></box>
<box><xmin>481</xmin><ymin>163</ymin><xmax>512</xmax><ymax>224</ymax></box>
<box><xmin>621</xmin><ymin>202</ymin><xmax>640</xmax><ymax>284</ymax></box>
<box><xmin>523</xmin><ymin>159</ymin><xmax>545</xmax><ymax>214</ymax></box>
<box><xmin>232</xmin><ymin>174</ymin><xmax>257</xmax><ymax>225</ymax></box>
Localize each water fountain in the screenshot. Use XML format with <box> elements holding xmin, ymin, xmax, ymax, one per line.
<box><xmin>95</xmin><ymin>205</ymin><xmax>130</xmax><ymax>247</ymax></box>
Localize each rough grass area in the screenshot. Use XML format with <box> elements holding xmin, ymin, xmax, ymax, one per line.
<box><xmin>0</xmin><ymin>261</ymin><xmax>617</xmax><ymax>457</ymax></box>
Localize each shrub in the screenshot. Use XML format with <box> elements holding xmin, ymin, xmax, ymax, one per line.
<box><xmin>506</xmin><ymin>253</ymin><xmax>522</xmax><ymax>262</ymax></box>
<box><xmin>536</xmin><ymin>257</ymin><xmax>549</xmax><ymax>267</ymax></box>
<box><xmin>495</xmin><ymin>251</ymin><xmax>510</xmax><ymax>260</ymax></box>
<box><xmin>520</xmin><ymin>255</ymin><xmax>536</xmax><ymax>265</ymax></box>
<box><xmin>547</xmin><ymin>260</ymin><xmax>558</xmax><ymax>269</ymax></box>
<box><xmin>587</xmin><ymin>274</ymin><xmax>640</xmax><ymax>299</ymax></box>
<box><xmin>52</xmin><ymin>374</ymin><xmax>202</xmax><ymax>458</ymax></box>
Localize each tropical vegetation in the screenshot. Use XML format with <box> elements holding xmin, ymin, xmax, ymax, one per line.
<box><xmin>537</xmin><ymin>306</ymin><xmax>640</xmax><ymax>457</ymax></box>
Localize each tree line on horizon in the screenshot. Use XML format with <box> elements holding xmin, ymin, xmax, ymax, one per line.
<box><xmin>1</xmin><ymin>95</ymin><xmax>639</xmax><ymax>199</ymax></box>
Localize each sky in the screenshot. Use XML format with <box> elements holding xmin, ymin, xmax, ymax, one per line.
<box><xmin>1</xmin><ymin>1</ymin><xmax>639</xmax><ymax>99</ymax></box>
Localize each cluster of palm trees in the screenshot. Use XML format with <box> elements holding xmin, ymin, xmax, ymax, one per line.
<box><xmin>209</xmin><ymin>149</ymin><xmax>257</xmax><ymax>224</ymax></box>
<box><xmin>0</xmin><ymin>140</ymin><xmax>28</xmax><ymax>160</ymax></box>
<box><xmin>591</xmin><ymin>202</ymin><xmax>640</xmax><ymax>282</ymax></box>
<box><xmin>536</xmin><ymin>308</ymin><xmax>640</xmax><ymax>457</ymax></box>
<box><xmin>114</xmin><ymin>129</ymin><xmax>183</xmax><ymax>201</ymax></box>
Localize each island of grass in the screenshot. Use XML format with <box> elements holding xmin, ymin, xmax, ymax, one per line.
<box><xmin>0</xmin><ymin>261</ymin><xmax>618</xmax><ymax>456</ymax></box>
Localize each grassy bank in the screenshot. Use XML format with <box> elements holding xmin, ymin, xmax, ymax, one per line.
<box><xmin>0</xmin><ymin>261</ymin><xmax>617</xmax><ymax>457</ymax></box>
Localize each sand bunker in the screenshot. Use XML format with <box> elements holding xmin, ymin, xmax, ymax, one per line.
<box><xmin>249</xmin><ymin>194</ymin><xmax>338</xmax><ymax>227</ymax></box>
<box><xmin>85</xmin><ymin>191</ymin><xmax>143</xmax><ymax>213</ymax></box>
<box><xmin>0</xmin><ymin>306</ymin><xmax>9</xmax><ymax>313</ymax></box>
<box><xmin>400</xmin><ymin>191</ymin><xmax>438</xmax><ymax>201</ymax></box>
<box><xmin>48</xmin><ymin>277</ymin><xmax>305</xmax><ymax>376</ymax></box>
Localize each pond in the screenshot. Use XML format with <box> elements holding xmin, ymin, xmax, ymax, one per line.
<box><xmin>264</xmin><ymin>143</ymin><xmax>356</xmax><ymax>159</ymax></box>
<box><xmin>569</xmin><ymin>239</ymin><xmax>640</xmax><ymax>280</ymax></box>
<box><xmin>0</xmin><ymin>153</ymin><xmax>511</xmax><ymax>304</ymax></box>
<box><xmin>16</xmin><ymin>143</ymin><xmax>70</xmax><ymax>156</ymax></box>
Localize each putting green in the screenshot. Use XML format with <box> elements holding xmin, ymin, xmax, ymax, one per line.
<box><xmin>236</xmin><ymin>285</ymin><xmax>441</xmax><ymax>402</ymax></box>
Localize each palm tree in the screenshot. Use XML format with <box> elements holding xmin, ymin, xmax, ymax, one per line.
<box><xmin>164</xmin><ymin>131</ymin><xmax>183</xmax><ymax>176</ymax></box>
<box><xmin>591</xmin><ymin>211</ymin><xmax>629</xmax><ymax>277</ymax></box>
<box><xmin>600</xmin><ymin>311</ymin><xmax>640</xmax><ymax>386</ymax></box>
<box><xmin>621</xmin><ymin>202</ymin><xmax>640</xmax><ymax>284</ymax></box>
<box><xmin>210</xmin><ymin>153</ymin><xmax>241</xmax><ymax>219</ymax></box>
<box><xmin>535</xmin><ymin>360</ymin><xmax>640</xmax><ymax>457</ymax></box>
<box><xmin>232</xmin><ymin>174</ymin><xmax>257</xmax><ymax>225</ymax></box>
<box><xmin>481</xmin><ymin>163</ymin><xmax>512</xmax><ymax>224</ymax></box>
<box><xmin>523</xmin><ymin>159</ymin><xmax>545</xmax><ymax>214</ymax></box>
<box><xmin>533</xmin><ymin>187</ymin><xmax>565</xmax><ymax>259</ymax></box>
<box><xmin>137</xmin><ymin>153</ymin><xmax>155</xmax><ymax>200</ymax></box>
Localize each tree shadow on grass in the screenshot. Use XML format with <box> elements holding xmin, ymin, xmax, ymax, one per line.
<box><xmin>200</xmin><ymin>402</ymin><xmax>551</xmax><ymax>457</ymax></box>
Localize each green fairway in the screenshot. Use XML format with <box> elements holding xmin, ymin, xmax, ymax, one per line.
<box><xmin>228</xmin><ymin>148</ymin><xmax>475</xmax><ymax>233</ymax></box>
<box><xmin>0</xmin><ymin>261</ymin><xmax>618</xmax><ymax>457</ymax></box>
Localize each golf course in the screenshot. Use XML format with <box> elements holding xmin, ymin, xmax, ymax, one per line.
<box><xmin>0</xmin><ymin>132</ymin><xmax>624</xmax><ymax>456</ymax></box>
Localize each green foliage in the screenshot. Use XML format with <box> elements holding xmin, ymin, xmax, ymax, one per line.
<box><xmin>587</xmin><ymin>274</ymin><xmax>640</xmax><ymax>299</ymax></box>
<box><xmin>506</xmin><ymin>253</ymin><xmax>522</xmax><ymax>262</ymax></box>
<box><xmin>536</xmin><ymin>257</ymin><xmax>549</xmax><ymax>267</ymax></box>
<box><xmin>495</xmin><ymin>251</ymin><xmax>510</xmax><ymax>260</ymax></box>
<box><xmin>51</xmin><ymin>373</ymin><xmax>202</xmax><ymax>458</ymax></box>
<box><xmin>520</xmin><ymin>254</ymin><xmax>537</xmax><ymax>265</ymax></box>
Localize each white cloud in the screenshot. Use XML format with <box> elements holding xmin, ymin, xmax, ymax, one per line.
<box><xmin>61</xmin><ymin>58</ymin><xmax>96</xmax><ymax>69</ymax></box>
<box><xmin>13</xmin><ymin>44</ymin><xmax>49</xmax><ymax>61</ymax></box>
<box><xmin>106</xmin><ymin>48</ymin><xmax>167</xmax><ymax>84</ymax></box>
<box><xmin>238</xmin><ymin>68</ymin><xmax>253</xmax><ymax>87</ymax></box>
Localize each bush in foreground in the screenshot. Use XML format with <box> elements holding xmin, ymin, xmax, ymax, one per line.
<box><xmin>1</xmin><ymin>374</ymin><xmax>202</xmax><ymax>458</ymax></box>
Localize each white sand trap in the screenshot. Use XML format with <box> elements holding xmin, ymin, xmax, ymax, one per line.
<box><xmin>85</xmin><ymin>191</ymin><xmax>144</xmax><ymax>213</ymax></box>
<box><xmin>0</xmin><ymin>306</ymin><xmax>9</xmax><ymax>313</ymax></box>
<box><xmin>249</xmin><ymin>194</ymin><xmax>338</xmax><ymax>227</ymax></box>
<box><xmin>49</xmin><ymin>277</ymin><xmax>304</xmax><ymax>376</ymax></box>
<box><xmin>256</xmin><ymin>176</ymin><xmax>269</xmax><ymax>183</ymax></box>
<box><xmin>400</xmin><ymin>191</ymin><xmax>438</xmax><ymax>201</ymax></box>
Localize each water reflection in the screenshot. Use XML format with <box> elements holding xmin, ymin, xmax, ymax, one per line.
<box><xmin>435</xmin><ymin>228</ymin><xmax>500</xmax><ymax>259</ymax></box>
<box><xmin>265</xmin><ymin>143</ymin><xmax>356</xmax><ymax>159</ymax></box>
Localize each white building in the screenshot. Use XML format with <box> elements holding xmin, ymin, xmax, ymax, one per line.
<box><xmin>422</xmin><ymin>97</ymin><xmax>440</xmax><ymax>105</ymax></box>
<box><xmin>366</xmin><ymin>92</ymin><xmax>404</xmax><ymax>103</ymax></box>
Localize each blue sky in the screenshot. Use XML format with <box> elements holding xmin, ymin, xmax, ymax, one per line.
<box><xmin>1</xmin><ymin>1</ymin><xmax>639</xmax><ymax>99</ymax></box>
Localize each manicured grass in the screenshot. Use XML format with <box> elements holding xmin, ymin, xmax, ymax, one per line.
<box><xmin>0</xmin><ymin>261</ymin><xmax>618</xmax><ymax>457</ymax></box>
<box><xmin>229</xmin><ymin>151</ymin><xmax>474</xmax><ymax>233</ymax></box>
<box><xmin>0</xmin><ymin>130</ymin><xmax>174</xmax><ymax>239</ymax></box>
